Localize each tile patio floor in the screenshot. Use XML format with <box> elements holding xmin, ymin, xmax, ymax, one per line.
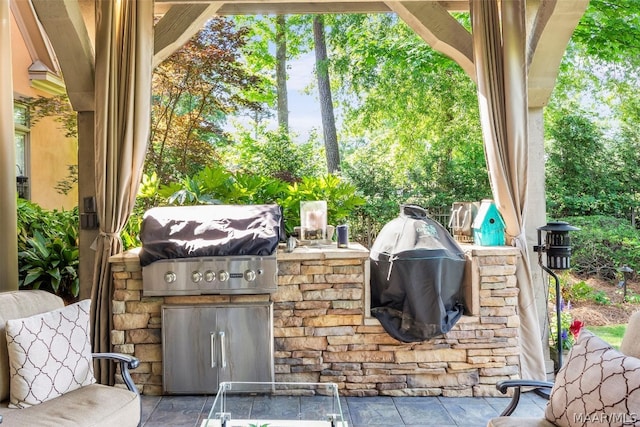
<box><xmin>140</xmin><ymin>391</ymin><xmax>548</xmax><ymax>427</ymax></box>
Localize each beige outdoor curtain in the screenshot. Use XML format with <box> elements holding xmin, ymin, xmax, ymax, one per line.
<box><xmin>0</xmin><ymin>0</ymin><xmax>18</xmax><ymax>293</ymax></box>
<box><xmin>471</xmin><ymin>0</ymin><xmax>546</xmax><ymax>380</ymax></box>
<box><xmin>92</xmin><ymin>0</ymin><xmax>152</xmax><ymax>384</ymax></box>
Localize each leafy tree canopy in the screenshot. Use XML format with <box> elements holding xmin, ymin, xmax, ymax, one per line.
<box><xmin>148</xmin><ymin>17</ymin><xmax>271</xmax><ymax>184</ymax></box>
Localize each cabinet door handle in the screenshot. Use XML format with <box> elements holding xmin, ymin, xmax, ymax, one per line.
<box><xmin>210</xmin><ymin>332</ymin><xmax>217</xmax><ymax>368</ymax></box>
<box><xmin>219</xmin><ymin>331</ymin><xmax>227</xmax><ymax>368</ymax></box>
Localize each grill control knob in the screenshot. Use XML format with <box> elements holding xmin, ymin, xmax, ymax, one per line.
<box><xmin>191</xmin><ymin>271</ymin><xmax>202</xmax><ymax>283</ymax></box>
<box><xmin>164</xmin><ymin>271</ymin><xmax>177</xmax><ymax>283</ymax></box>
<box><xmin>204</xmin><ymin>270</ymin><xmax>216</xmax><ymax>282</ymax></box>
<box><xmin>244</xmin><ymin>270</ymin><xmax>257</xmax><ymax>282</ymax></box>
<box><xmin>218</xmin><ymin>270</ymin><xmax>230</xmax><ymax>282</ymax></box>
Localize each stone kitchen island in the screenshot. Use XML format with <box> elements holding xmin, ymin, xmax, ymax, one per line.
<box><xmin>110</xmin><ymin>243</ymin><xmax>521</xmax><ymax>397</ymax></box>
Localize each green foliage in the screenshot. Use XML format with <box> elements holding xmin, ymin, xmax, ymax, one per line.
<box><xmin>125</xmin><ymin>166</ymin><xmax>365</xmax><ymax>245</ymax></box>
<box><xmin>621</xmin><ymin>289</ymin><xmax>640</xmax><ymax>305</ymax></box>
<box><xmin>592</xmin><ymin>291</ymin><xmax>611</xmax><ymax>306</ymax></box>
<box><xmin>545</xmin><ymin>0</ymin><xmax>640</xmax><ymax>222</ymax></box>
<box><xmin>24</xmin><ymin>94</ymin><xmax>77</xmax><ymax>138</ymax></box>
<box><xmin>571</xmin><ymin>0</ymin><xmax>640</xmax><ymax>69</ymax></box>
<box><xmin>222</xmin><ymin>128</ymin><xmax>324</xmax><ymax>181</ymax></box>
<box><xmin>148</xmin><ymin>17</ymin><xmax>271</xmax><ymax>184</ymax></box>
<box><xmin>548</xmin><ymin>295</ymin><xmax>581</xmax><ymax>351</ymax></box>
<box><xmin>561</xmin><ymin>216</ymin><xmax>640</xmax><ymax>279</ymax></box>
<box><xmin>279</xmin><ymin>175</ymin><xmax>366</xmax><ymax>233</ymax></box>
<box><xmin>328</xmin><ymin>14</ymin><xmax>490</xmax><ymax>226</ymax></box>
<box><xmin>54</xmin><ymin>164</ymin><xmax>79</xmax><ymax>196</ymax></box>
<box><xmin>16</xmin><ymin>199</ymin><xmax>79</xmax><ymax>300</ymax></box>
<box><xmin>545</xmin><ymin>112</ymin><xmax>616</xmax><ymax>217</ymax></box>
<box><xmin>567</xmin><ymin>280</ymin><xmax>595</xmax><ymax>302</ymax></box>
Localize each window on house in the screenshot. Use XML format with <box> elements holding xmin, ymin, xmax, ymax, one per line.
<box><xmin>14</xmin><ymin>103</ymin><xmax>30</xmax><ymax>199</ymax></box>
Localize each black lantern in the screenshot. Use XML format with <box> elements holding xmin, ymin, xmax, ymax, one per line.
<box><xmin>533</xmin><ymin>221</ymin><xmax>579</xmax><ymax>371</ymax></box>
<box><xmin>16</xmin><ymin>175</ymin><xmax>29</xmax><ymax>199</ymax></box>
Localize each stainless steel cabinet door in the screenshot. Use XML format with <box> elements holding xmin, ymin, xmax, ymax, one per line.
<box><xmin>162</xmin><ymin>305</ymin><xmax>219</xmax><ymax>394</ymax></box>
<box><xmin>216</xmin><ymin>304</ymin><xmax>273</xmax><ymax>384</ymax></box>
<box><xmin>162</xmin><ymin>303</ymin><xmax>273</xmax><ymax>394</ymax></box>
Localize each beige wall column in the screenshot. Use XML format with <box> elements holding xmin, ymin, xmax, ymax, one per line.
<box><xmin>78</xmin><ymin>111</ymin><xmax>97</xmax><ymax>300</ymax></box>
<box><xmin>0</xmin><ymin>0</ymin><xmax>18</xmax><ymax>292</ymax></box>
<box><xmin>526</xmin><ymin>107</ymin><xmax>551</xmax><ymax>373</ymax></box>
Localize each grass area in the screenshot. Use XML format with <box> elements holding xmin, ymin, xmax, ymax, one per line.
<box><xmin>589</xmin><ymin>324</ymin><xmax>626</xmax><ymax>349</ymax></box>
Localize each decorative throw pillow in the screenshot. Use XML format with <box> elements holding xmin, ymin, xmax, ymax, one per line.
<box><xmin>620</xmin><ymin>311</ymin><xmax>640</xmax><ymax>359</ymax></box>
<box><xmin>545</xmin><ymin>329</ymin><xmax>640</xmax><ymax>427</ymax></box>
<box><xmin>5</xmin><ymin>299</ymin><xmax>95</xmax><ymax>408</ymax></box>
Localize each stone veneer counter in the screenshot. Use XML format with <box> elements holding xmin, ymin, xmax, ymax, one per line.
<box><xmin>110</xmin><ymin>244</ymin><xmax>521</xmax><ymax>397</ymax></box>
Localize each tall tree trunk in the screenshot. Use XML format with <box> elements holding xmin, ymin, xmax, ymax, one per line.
<box><xmin>313</xmin><ymin>15</ymin><xmax>340</xmax><ymax>173</ymax></box>
<box><xmin>275</xmin><ymin>15</ymin><xmax>289</xmax><ymax>132</ymax></box>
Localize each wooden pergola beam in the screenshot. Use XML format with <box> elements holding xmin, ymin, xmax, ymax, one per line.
<box><xmin>527</xmin><ymin>0</ymin><xmax>589</xmax><ymax>107</ymax></box>
<box><xmin>387</xmin><ymin>1</ymin><xmax>475</xmax><ymax>81</ymax></box>
<box><xmin>30</xmin><ymin>0</ymin><xmax>94</xmax><ymax>111</ymax></box>
<box><xmin>216</xmin><ymin>2</ymin><xmax>392</xmax><ymax>15</ymax></box>
<box><xmin>155</xmin><ymin>0</ymin><xmax>470</xmax><ymax>15</ymax></box>
<box><xmin>154</xmin><ymin>3</ymin><xmax>223</xmax><ymax>67</ymax></box>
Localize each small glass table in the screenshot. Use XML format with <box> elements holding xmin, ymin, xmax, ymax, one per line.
<box><xmin>202</xmin><ymin>382</ymin><xmax>348</xmax><ymax>427</ymax></box>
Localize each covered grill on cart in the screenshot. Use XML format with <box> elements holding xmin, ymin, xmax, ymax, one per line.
<box><xmin>369</xmin><ymin>205</ymin><xmax>466</xmax><ymax>342</ymax></box>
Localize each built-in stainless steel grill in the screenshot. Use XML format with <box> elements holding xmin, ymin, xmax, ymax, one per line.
<box><xmin>138</xmin><ymin>204</ymin><xmax>281</xmax><ymax>394</ymax></box>
<box><xmin>139</xmin><ymin>204</ymin><xmax>282</xmax><ymax>296</ymax></box>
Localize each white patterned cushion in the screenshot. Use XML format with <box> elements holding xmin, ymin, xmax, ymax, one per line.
<box><xmin>545</xmin><ymin>330</ymin><xmax>640</xmax><ymax>426</ymax></box>
<box><xmin>5</xmin><ymin>299</ymin><xmax>95</xmax><ymax>408</ymax></box>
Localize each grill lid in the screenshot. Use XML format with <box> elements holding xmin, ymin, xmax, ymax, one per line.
<box><xmin>139</xmin><ymin>204</ymin><xmax>283</xmax><ymax>266</ymax></box>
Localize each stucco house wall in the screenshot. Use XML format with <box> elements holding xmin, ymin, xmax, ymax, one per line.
<box><xmin>11</xmin><ymin>4</ymin><xmax>77</xmax><ymax>210</ymax></box>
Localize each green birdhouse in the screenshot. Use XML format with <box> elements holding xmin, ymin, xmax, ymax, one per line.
<box><xmin>472</xmin><ymin>200</ymin><xmax>505</xmax><ymax>246</ymax></box>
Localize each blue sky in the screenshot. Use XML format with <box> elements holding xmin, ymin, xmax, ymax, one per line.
<box><xmin>227</xmin><ymin>53</ymin><xmax>322</xmax><ymax>142</ymax></box>
<box><xmin>286</xmin><ymin>54</ymin><xmax>322</xmax><ymax>139</ymax></box>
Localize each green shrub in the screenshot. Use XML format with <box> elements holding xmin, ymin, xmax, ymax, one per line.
<box><xmin>122</xmin><ymin>167</ymin><xmax>366</xmax><ymax>248</ymax></box>
<box><xmin>567</xmin><ymin>280</ymin><xmax>595</xmax><ymax>302</ymax></box>
<box><xmin>623</xmin><ymin>290</ymin><xmax>640</xmax><ymax>304</ymax></box>
<box><xmin>278</xmin><ymin>175</ymin><xmax>366</xmax><ymax>234</ymax></box>
<box><xmin>17</xmin><ymin>198</ymin><xmax>79</xmax><ymax>300</ymax></box>
<box><xmin>560</xmin><ymin>215</ymin><xmax>640</xmax><ymax>279</ymax></box>
<box><xmin>592</xmin><ymin>290</ymin><xmax>611</xmax><ymax>305</ymax></box>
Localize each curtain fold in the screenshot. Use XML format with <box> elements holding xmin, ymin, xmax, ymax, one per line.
<box><xmin>0</xmin><ymin>0</ymin><xmax>18</xmax><ymax>293</ymax></box>
<box><xmin>92</xmin><ymin>0</ymin><xmax>153</xmax><ymax>384</ymax></box>
<box><xmin>471</xmin><ymin>0</ymin><xmax>546</xmax><ymax>380</ymax></box>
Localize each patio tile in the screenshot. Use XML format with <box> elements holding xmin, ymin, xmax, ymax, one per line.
<box><xmin>201</xmin><ymin>394</ymin><xmax>254</xmax><ymax>423</ymax></box>
<box><xmin>393</xmin><ymin>397</ymin><xmax>456</xmax><ymax>426</ymax></box>
<box><xmin>346</xmin><ymin>396</ymin><xmax>404</xmax><ymax>426</ymax></box>
<box><xmin>143</xmin><ymin>393</ymin><xmax>548</xmax><ymax>426</ymax></box>
<box><xmin>300</xmin><ymin>395</ymin><xmax>350</xmax><ymax>422</ymax></box>
<box><xmin>438</xmin><ymin>396</ymin><xmax>501</xmax><ymax>427</ymax></box>
<box><xmin>141</xmin><ymin>395</ymin><xmax>161</xmax><ymax>424</ymax></box>
<box><xmin>143</xmin><ymin>395</ymin><xmax>208</xmax><ymax>427</ymax></box>
<box><xmin>250</xmin><ymin>395</ymin><xmax>303</xmax><ymax>419</ymax></box>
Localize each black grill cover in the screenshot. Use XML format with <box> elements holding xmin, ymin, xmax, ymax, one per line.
<box><xmin>370</xmin><ymin>205</ymin><xmax>465</xmax><ymax>342</ymax></box>
<box><xmin>139</xmin><ymin>204</ymin><xmax>283</xmax><ymax>266</ymax></box>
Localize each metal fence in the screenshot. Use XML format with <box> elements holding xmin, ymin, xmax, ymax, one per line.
<box><xmin>350</xmin><ymin>206</ymin><xmax>452</xmax><ymax>249</ymax></box>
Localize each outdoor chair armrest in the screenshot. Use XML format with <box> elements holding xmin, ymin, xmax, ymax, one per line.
<box><xmin>496</xmin><ymin>379</ymin><xmax>554</xmax><ymax>416</ymax></box>
<box><xmin>92</xmin><ymin>352</ymin><xmax>140</xmax><ymax>395</ymax></box>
